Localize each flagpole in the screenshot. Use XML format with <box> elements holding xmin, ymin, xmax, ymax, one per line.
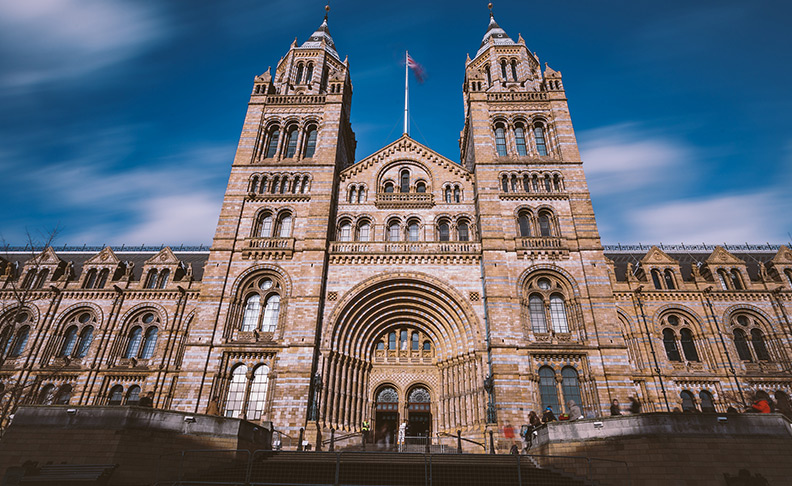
<box><xmin>404</xmin><ymin>50</ymin><xmax>409</xmax><ymax>136</ymax></box>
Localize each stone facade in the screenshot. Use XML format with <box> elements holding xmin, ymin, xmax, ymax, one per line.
<box><xmin>1</xmin><ymin>12</ymin><xmax>791</xmax><ymax>445</ymax></box>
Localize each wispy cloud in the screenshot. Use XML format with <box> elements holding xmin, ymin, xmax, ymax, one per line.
<box><xmin>0</xmin><ymin>0</ymin><xmax>166</xmax><ymax>91</ymax></box>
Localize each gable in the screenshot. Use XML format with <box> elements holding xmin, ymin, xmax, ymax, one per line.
<box><xmin>25</xmin><ymin>247</ymin><xmax>62</xmax><ymax>267</ymax></box>
<box><xmin>771</xmin><ymin>245</ymin><xmax>792</xmax><ymax>265</ymax></box>
<box><xmin>83</xmin><ymin>246</ymin><xmax>120</xmax><ymax>266</ymax></box>
<box><xmin>640</xmin><ymin>246</ymin><xmax>679</xmax><ymax>266</ymax></box>
<box><xmin>144</xmin><ymin>247</ymin><xmax>181</xmax><ymax>266</ymax></box>
<box><xmin>705</xmin><ymin>246</ymin><xmax>745</xmax><ymax>266</ymax></box>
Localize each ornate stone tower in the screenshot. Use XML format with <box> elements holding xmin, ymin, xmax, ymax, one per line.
<box><xmin>460</xmin><ymin>11</ymin><xmax>632</xmax><ymax>424</ymax></box>
<box><xmin>173</xmin><ymin>11</ymin><xmax>356</xmax><ymax>431</ymax></box>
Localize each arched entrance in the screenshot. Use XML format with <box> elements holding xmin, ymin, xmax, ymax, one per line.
<box><xmin>374</xmin><ymin>386</ymin><xmax>399</xmax><ymax>445</ymax></box>
<box><xmin>406</xmin><ymin>386</ymin><xmax>432</xmax><ymax>437</ymax></box>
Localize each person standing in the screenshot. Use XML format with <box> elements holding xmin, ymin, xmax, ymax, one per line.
<box><xmin>629</xmin><ymin>396</ymin><xmax>641</xmax><ymax>414</ymax></box>
<box><xmin>610</xmin><ymin>399</ymin><xmax>622</xmax><ymax>416</ymax></box>
<box><xmin>361</xmin><ymin>420</ymin><xmax>371</xmax><ymax>449</ymax></box>
<box><xmin>398</xmin><ymin>419</ymin><xmax>408</xmax><ymax>451</ymax></box>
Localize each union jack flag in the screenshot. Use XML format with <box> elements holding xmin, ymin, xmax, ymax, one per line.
<box><xmin>406</xmin><ymin>53</ymin><xmax>426</xmax><ymax>83</ymax></box>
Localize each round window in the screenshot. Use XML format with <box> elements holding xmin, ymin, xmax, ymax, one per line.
<box><xmin>142</xmin><ymin>313</ymin><xmax>155</xmax><ymax>324</ymax></box>
<box><xmin>667</xmin><ymin>315</ymin><xmax>680</xmax><ymax>326</ymax></box>
<box><xmin>15</xmin><ymin>312</ymin><xmax>29</xmax><ymax>323</ymax></box>
<box><xmin>78</xmin><ymin>313</ymin><xmax>91</xmax><ymax>323</ymax></box>
<box><xmin>259</xmin><ymin>278</ymin><xmax>273</xmax><ymax>290</ymax></box>
<box><xmin>537</xmin><ymin>278</ymin><xmax>551</xmax><ymax>290</ymax></box>
<box><xmin>737</xmin><ymin>315</ymin><xmax>749</xmax><ymax>327</ymax></box>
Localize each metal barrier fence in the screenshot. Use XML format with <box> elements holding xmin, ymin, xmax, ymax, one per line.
<box><xmin>153</xmin><ymin>449</ymin><xmax>631</xmax><ymax>486</ymax></box>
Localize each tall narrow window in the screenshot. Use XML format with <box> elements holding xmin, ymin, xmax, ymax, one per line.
<box><xmin>56</xmin><ymin>385</ymin><xmax>72</xmax><ymax>405</ymax></box>
<box><xmin>438</xmin><ymin>222</ymin><xmax>450</xmax><ymax>242</ymax></box>
<box><xmin>680</xmin><ymin>328</ymin><xmax>699</xmax><ymax>361</ymax></box>
<box><xmin>262</xmin><ymin>295</ymin><xmax>280</xmax><ymax>332</ymax></box>
<box><xmin>458</xmin><ymin>222</ymin><xmax>469</xmax><ymax>242</ymax></box>
<box><xmin>259</xmin><ymin>214</ymin><xmax>273</xmax><ymax>238</ymax></box>
<box><xmin>225</xmin><ymin>365</ymin><xmax>248</xmax><ymax>418</ymax></box>
<box><xmin>144</xmin><ymin>270</ymin><xmax>158</xmax><ymax>289</ymax></box>
<box><xmin>534</xmin><ymin>124</ymin><xmax>548</xmax><ymax>156</ymax></box>
<box><xmin>388</xmin><ymin>332</ymin><xmax>396</xmax><ymax>350</ymax></box>
<box><xmin>9</xmin><ymin>326</ymin><xmax>30</xmax><ymax>358</ymax></box>
<box><xmin>242</xmin><ymin>295</ymin><xmax>261</xmax><ymax>332</ymax></box>
<box><xmin>663</xmin><ymin>329</ymin><xmax>681</xmax><ymax>361</ymax></box>
<box><xmin>158</xmin><ymin>269</ymin><xmax>169</xmax><ymax>289</ymax></box>
<box><xmin>400</xmin><ymin>330</ymin><xmax>408</xmax><ymax>350</ymax></box>
<box><xmin>408</xmin><ymin>221</ymin><xmax>419</xmax><ymax>241</ymax></box>
<box><xmin>388</xmin><ymin>222</ymin><xmax>400</xmax><ymax>242</ymax></box>
<box><xmin>96</xmin><ymin>269</ymin><xmax>109</xmax><ymax>289</ymax></box>
<box><xmin>785</xmin><ymin>269</ymin><xmax>792</xmax><ymax>288</ymax></box>
<box><xmin>699</xmin><ymin>390</ymin><xmax>716</xmax><ymax>412</ymax></box>
<box><xmin>400</xmin><ymin>171</ymin><xmax>410</xmax><ymax>193</ymax></box>
<box><xmin>265</xmin><ymin>128</ymin><xmax>280</xmax><ymax>158</ymax></box>
<box><xmin>751</xmin><ymin>329</ymin><xmax>770</xmax><ymax>361</ymax></box>
<box><xmin>651</xmin><ymin>270</ymin><xmax>663</xmax><ymax>290</ymax></box>
<box><xmin>21</xmin><ymin>271</ymin><xmax>35</xmax><ymax>289</ymax></box>
<box><xmin>34</xmin><ymin>269</ymin><xmax>49</xmax><ymax>289</ymax></box>
<box><xmin>349</xmin><ymin>187</ymin><xmax>357</xmax><ymax>204</ymax></box>
<box><xmin>485</xmin><ymin>65</ymin><xmax>491</xmax><ymax>85</ymax></box>
<box><xmin>75</xmin><ymin>326</ymin><xmax>93</xmax><ymax>358</ymax></box>
<box><xmin>339</xmin><ymin>222</ymin><xmax>352</xmax><ymax>242</ymax></box>
<box><xmin>680</xmin><ymin>390</ymin><xmax>696</xmax><ymax>411</ymax></box>
<box><xmin>295</xmin><ymin>63</ymin><xmax>304</xmax><ymax>84</ymax></box>
<box><xmin>500</xmin><ymin>59</ymin><xmax>507</xmax><ymax>79</ymax></box>
<box><xmin>453</xmin><ymin>187</ymin><xmax>460</xmax><ymax>203</ymax></box>
<box><xmin>523</xmin><ymin>175</ymin><xmax>531</xmax><ymax>192</ymax></box>
<box><xmin>305</xmin><ymin>63</ymin><xmax>314</xmax><ymax>83</ymax></box>
<box><xmin>515</xmin><ymin>126</ymin><xmax>527</xmax><ymax>156</ymax></box>
<box><xmin>561</xmin><ymin>367</ymin><xmax>582</xmax><ymax>410</ymax></box>
<box><xmin>518</xmin><ymin>213</ymin><xmax>531</xmax><ymax>237</ymax></box>
<box><xmin>278</xmin><ymin>214</ymin><xmax>292</xmax><ymax>238</ymax></box>
<box><xmin>83</xmin><ymin>269</ymin><xmax>97</xmax><ymax>289</ymax></box>
<box><xmin>553</xmin><ymin>174</ymin><xmax>562</xmax><ymax>191</ymax></box>
<box><xmin>511</xmin><ymin>176</ymin><xmax>518</xmax><ymax>192</ymax></box>
<box><xmin>731</xmin><ymin>269</ymin><xmax>743</xmax><ymax>290</ymax></box>
<box><xmin>126</xmin><ymin>385</ymin><xmax>141</xmax><ymax>405</ymax></box>
<box><xmin>664</xmin><ymin>270</ymin><xmax>676</xmax><ymax>290</ymax></box>
<box><xmin>411</xmin><ymin>333</ymin><xmax>419</xmax><ymax>351</ymax></box>
<box><xmin>538</xmin><ymin>214</ymin><xmax>552</xmax><ymax>237</ymax></box>
<box><xmin>538</xmin><ymin>367</ymin><xmax>559</xmax><ymax>412</ymax></box>
<box><xmin>108</xmin><ymin>385</ymin><xmax>124</xmax><ymax>406</ymax></box>
<box><xmin>501</xmin><ymin>176</ymin><xmax>509</xmax><ymax>193</ymax></box>
<box><xmin>141</xmin><ymin>327</ymin><xmax>158</xmax><ymax>359</ymax></box>
<box><xmin>285</xmin><ymin>128</ymin><xmax>298</xmax><ymax>158</ymax></box>
<box><xmin>549</xmin><ymin>294</ymin><xmax>569</xmax><ymax>333</ymax></box>
<box><xmin>529</xmin><ymin>295</ymin><xmax>547</xmax><ymax>333</ymax></box>
<box><xmin>60</xmin><ymin>326</ymin><xmax>79</xmax><ymax>357</ymax></box>
<box><xmin>416</xmin><ymin>182</ymin><xmax>426</xmax><ymax>193</ymax></box>
<box><xmin>495</xmin><ymin>125</ymin><xmax>507</xmax><ymax>156</ymax></box>
<box><xmin>358</xmin><ymin>222</ymin><xmax>371</xmax><ymax>242</ymax></box>
<box><xmin>384</xmin><ymin>182</ymin><xmax>394</xmax><ymax>193</ymax></box>
<box><xmin>124</xmin><ymin>327</ymin><xmax>143</xmax><ymax>358</ymax></box>
<box><xmin>717</xmin><ymin>269</ymin><xmax>730</xmax><ymax>290</ymax></box>
<box><xmin>445</xmin><ymin>187</ymin><xmax>452</xmax><ymax>203</ymax></box>
<box><xmin>247</xmin><ymin>365</ymin><xmax>270</xmax><ymax>420</ymax></box>
<box><xmin>733</xmin><ymin>329</ymin><xmax>752</xmax><ymax>361</ymax></box>
<box><xmin>510</xmin><ymin>60</ymin><xmax>518</xmax><ymax>81</ymax></box>
<box><xmin>544</xmin><ymin>174</ymin><xmax>552</xmax><ymax>192</ymax></box>
<box><xmin>304</xmin><ymin>126</ymin><xmax>317</xmax><ymax>158</ymax></box>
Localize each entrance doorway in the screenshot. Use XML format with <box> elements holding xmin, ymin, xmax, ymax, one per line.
<box><xmin>374</xmin><ymin>386</ymin><xmax>399</xmax><ymax>447</ymax></box>
<box><xmin>406</xmin><ymin>386</ymin><xmax>432</xmax><ymax>438</ymax></box>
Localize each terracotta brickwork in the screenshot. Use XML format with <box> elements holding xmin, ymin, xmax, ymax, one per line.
<box><xmin>1</xmin><ymin>12</ymin><xmax>792</xmax><ymax>446</ymax></box>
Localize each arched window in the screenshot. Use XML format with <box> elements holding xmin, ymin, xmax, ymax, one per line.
<box><xmin>549</xmin><ymin>294</ymin><xmax>569</xmax><ymax>333</ymax></box>
<box><xmin>751</xmin><ymin>329</ymin><xmax>770</xmax><ymax>361</ymax></box>
<box><xmin>680</xmin><ymin>390</ymin><xmax>696</xmax><ymax>411</ymax></box>
<box><xmin>33</xmin><ymin>269</ymin><xmax>49</xmax><ymax>289</ymax></box>
<box><xmin>538</xmin><ymin>213</ymin><xmax>552</xmax><ymax>237</ymax></box>
<box><xmin>55</xmin><ymin>384</ymin><xmax>72</xmax><ymax>405</ymax></box>
<box><xmin>264</xmin><ymin>127</ymin><xmax>280</xmax><ymax>158</ymax></box>
<box><xmin>733</xmin><ymin>329</ymin><xmax>752</xmax><ymax>361</ymax></box>
<box><xmin>384</xmin><ymin>181</ymin><xmax>394</xmax><ymax>193</ymax></box>
<box><xmin>59</xmin><ymin>326</ymin><xmax>79</xmax><ymax>357</ymax></box>
<box><xmin>83</xmin><ymin>269</ymin><xmax>97</xmax><ymax>289</ymax></box>
<box><xmin>731</xmin><ymin>269</ymin><xmax>743</xmax><ymax>290</ymax></box>
<box><xmin>242</xmin><ymin>294</ymin><xmax>261</xmax><ymax>332</ymax></box>
<box><xmin>338</xmin><ymin>221</ymin><xmax>352</xmax><ymax>242</ymax></box>
<box><xmin>0</xmin><ymin>326</ymin><xmax>12</xmax><ymax>356</ymax></box>
<box><xmin>376</xmin><ymin>341</ymin><xmax>384</xmax><ymax>350</ymax></box>
<box><xmin>261</xmin><ymin>294</ymin><xmax>281</xmax><ymax>332</ymax></box>
<box><xmin>785</xmin><ymin>269</ymin><xmax>792</xmax><ymax>288</ymax></box>
<box><xmin>458</xmin><ymin>222</ymin><xmax>469</xmax><ymax>242</ymax></box>
<box><xmin>400</xmin><ymin>330</ymin><xmax>408</xmax><ymax>350</ymax></box>
<box><xmin>284</xmin><ymin>127</ymin><xmax>299</xmax><ymax>158</ymax></box>
<box><xmin>357</xmin><ymin>222</ymin><xmax>371</xmax><ymax>242</ymax></box>
<box><xmin>411</xmin><ymin>332</ymin><xmax>419</xmax><ymax>351</ymax></box>
<box><xmin>651</xmin><ymin>270</ymin><xmax>663</xmax><ymax>290</ymax></box>
<box><xmin>663</xmin><ymin>329</ymin><xmax>681</xmax><ymax>361</ymax></box>
<box><xmin>510</xmin><ymin>60</ymin><xmax>518</xmax><ymax>81</ymax></box>
<box><xmin>96</xmin><ymin>269</ymin><xmax>109</xmax><ymax>289</ymax></box>
<box><xmin>529</xmin><ymin>295</ymin><xmax>547</xmax><ymax>333</ymax></box>
<box><xmin>407</xmin><ymin>221</ymin><xmax>420</xmax><ymax>241</ymax></box>
<box><xmin>416</xmin><ymin>181</ymin><xmax>426</xmax><ymax>193</ymax></box>
<box><xmin>717</xmin><ymin>269</ymin><xmax>730</xmax><ymax>290</ymax></box>
<box><xmin>544</xmin><ymin>174</ymin><xmax>552</xmax><ymax>192</ymax></box>
<box><xmin>423</xmin><ymin>341</ymin><xmax>431</xmax><ymax>351</ymax></box>
<box><xmin>295</xmin><ymin>63</ymin><xmax>304</xmax><ymax>84</ymax></box>
<box><xmin>304</xmin><ymin>126</ymin><xmax>318</xmax><ymax>158</ymax></box>
<box><xmin>388</xmin><ymin>332</ymin><xmax>396</xmax><ymax>350</ymax></box>
<box><xmin>277</xmin><ymin>213</ymin><xmax>292</xmax><ymax>238</ymax></box>
<box><xmin>561</xmin><ymin>367</ymin><xmax>582</xmax><ymax>410</ymax></box>
<box><xmin>158</xmin><ymin>269</ymin><xmax>169</xmax><ymax>289</ymax></box>
<box><xmin>400</xmin><ymin>170</ymin><xmax>410</xmax><ymax>193</ymax></box>
<box><xmin>388</xmin><ymin>221</ymin><xmax>400</xmax><ymax>242</ymax></box>
<box><xmin>445</xmin><ymin>187</ymin><xmax>452</xmax><ymax>203</ymax></box>
<box><xmin>9</xmin><ymin>326</ymin><xmax>30</xmax><ymax>357</ymax></box>
<box><xmin>511</xmin><ymin>176</ymin><xmax>519</xmax><ymax>193</ymax></box>
<box><xmin>523</xmin><ymin>175</ymin><xmax>531</xmax><ymax>192</ymax></box>
<box><xmin>453</xmin><ymin>186</ymin><xmax>460</xmax><ymax>203</ymax></box>
<box><xmin>21</xmin><ymin>271</ymin><xmax>35</xmax><ymax>289</ymax></box>
<box><xmin>538</xmin><ymin>367</ymin><xmax>559</xmax><ymax>412</ymax></box>
<box><xmin>305</xmin><ymin>63</ymin><xmax>314</xmax><ymax>83</ymax></box>
<box><xmin>438</xmin><ymin>222</ymin><xmax>450</xmax><ymax>242</ymax></box>
<box><xmin>258</xmin><ymin>213</ymin><xmax>273</xmax><ymax>238</ymax></box>
<box><xmin>501</xmin><ymin>176</ymin><xmax>509</xmax><ymax>193</ymax></box>
<box><xmin>38</xmin><ymin>384</ymin><xmax>56</xmax><ymax>404</ymax></box>
<box><xmin>534</xmin><ymin>123</ymin><xmax>548</xmax><ymax>156</ymax></box>
<box><xmin>553</xmin><ymin>174</ymin><xmax>562</xmax><ymax>192</ymax></box>
<box><xmin>75</xmin><ymin>326</ymin><xmax>93</xmax><ymax>358</ymax></box>
<box><xmin>144</xmin><ymin>269</ymin><xmax>158</xmax><ymax>289</ymax></box>
<box><xmin>141</xmin><ymin>327</ymin><xmax>158</xmax><ymax>359</ymax></box>
<box><xmin>377</xmin><ymin>386</ymin><xmax>398</xmax><ymax>404</ymax></box>
<box><xmin>247</xmin><ymin>365</ymin><xmax>270</xmax><ymax>420</ymax></box>
<box><xmin>108</xmin><ymin>385</ymin><xmax>124</xmax><ymax>405</ymax></box>
<box><xmin>518</xmin><ymin>212</ymin><xmax>531</xmax><ymax>237</ymax></box>
<box><xmin>126</xmin><ymin>385</ymin><xmax>141</xmax><ymax>405</ymax></box>
<box><xmin>699</xmin><ymin>390</ymin><xmax>716</xmax><ymax>413</ymax></box>
<box><xmin>664</xmin><ymin>270</ymin><xmax>676</xmax><ymax>290</ymax></box>
<box><xmin>515</xmin><ymin>125</ymin><xmax>527</xmax><ymax>156</ymax></box>
<box><xmin>494</xmin><ymin>124</ymin><xmax>507</xmax><ymax>156</ymax></box>
<box><xmin>680</xmin><ymin>329</ymin><xmax>699</xmax><ymax>361</ymax></box>
<box><xmin>532</xmin><ymin>174</ymin><xmax>540</xmax><ymax>191</ymax></box>
<box><xmin>225</xmin><ymin>364</ymin><xmax>248</xmax><ymax>418</ymax></box>
<box><xmin>485</xmin><ymin>65</ymin><xmax>491</xmax><ymax>85</ymax></box>
<box><xmin>124</xmin><ymin>327</ymin><xmax>143</xmax><ymax>358</ymax></box>
<box><xmin>500</xmin><ymin>59</ymin><xmax>507</xmax><ymax>79</ymax></box>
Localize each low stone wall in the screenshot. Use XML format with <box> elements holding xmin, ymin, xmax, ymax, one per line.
<box><xmin>0</xmin><ymin>406</ymin><xmax>271</xmax><ymax>485</ymax></box>
<box><xmin>531</xmin><ymin>413</ymin><xmax>792</xmax><ymax>485</ymax></box>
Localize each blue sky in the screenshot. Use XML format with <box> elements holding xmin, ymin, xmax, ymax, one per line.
<box><xmin>1</xmin><ymin>0</ymin><xmax>790</xmax><ymax>247</ymax></box>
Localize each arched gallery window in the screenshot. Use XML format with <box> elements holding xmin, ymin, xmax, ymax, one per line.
<box><xmin>238</xmin><ymin>275</ymin><xmax>284</xmax><ymax>334</ymax></box>
<box><xmin>731</xmin><ymin>313</ymin><xmax>771</xmax><ymax>362</ymax></box>
<box><xmin>525</xmin><ymin>275</ymin><xmax>572</xmax><ymax>334</ymax></box>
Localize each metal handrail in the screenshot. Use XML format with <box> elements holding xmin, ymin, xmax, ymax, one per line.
<box><xmin>435</xmin><ymin>431</ymin><xmax>486</xmax><ymax>451</ymax></box>
<box><xmin>322</xmin><ymin>430</ymin><xmax>362</xmax><ymax>446</ymax></box>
